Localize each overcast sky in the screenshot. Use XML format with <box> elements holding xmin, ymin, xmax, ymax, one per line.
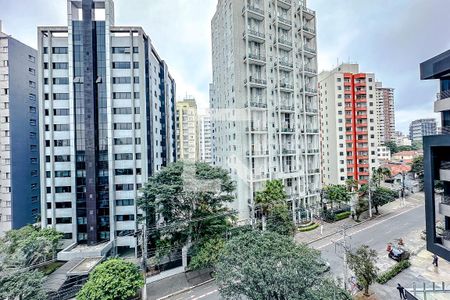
<box><xmin>1</xmin><ymin>0</ymin><xmax>449</xmax><ymax>133</ymax></box>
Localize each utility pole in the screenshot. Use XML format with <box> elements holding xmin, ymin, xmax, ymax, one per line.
<box><xmin>402</xmin><ymin>171</ymin><xmax>406</xmax><ymax>206</ymax></box>
<box><xmin>342</xmin><ymin>227</ymin><xmax>348</xmax><ymax>291</ymax></box>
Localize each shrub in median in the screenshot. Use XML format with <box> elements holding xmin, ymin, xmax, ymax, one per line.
<box><xmin>334</xmin><ymin>211</ymin><xmax>351</xmax><ymax>221</ymax></box>
<box><xmin>298</xmin><ymin>223</ymin><xmax>319</xmax><ymax>232</ymax></box>
<box><xmin>376</xmin><ymin>260</ymin><xmax>411</xmax><ymax>284</ymax></box>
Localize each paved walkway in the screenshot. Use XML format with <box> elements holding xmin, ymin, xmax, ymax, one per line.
<box><xmin>295</xmin><ymin>192</ymin><xmax>425</xmax><ymax>245</ymax></box>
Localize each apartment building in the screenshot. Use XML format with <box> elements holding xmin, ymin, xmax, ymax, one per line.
<box><xmin>319</xmin><ymin>63</ymin><xmax>379</xmax><ymax>185</ymax></box>
<box><xmin>409</xmin><ymin>118</ymin><xmax>437</xmax><ymax>142</ymax></box>
<box><xmin>376</xmin><ymin>82</ymin><xmax>395</xmax><ymax>144</ymax></box>
<box><xmin>0</xmin><ymin>22</ymin><xmax>40</xmax><ymax>235</ymax></box>
<box><xmin>176</xmin><ymin>98</ymin><xmax>199</xmax><ymax>162</ymax></box>
<box><xmin>38</xmin><ymin>0</ymin><xmax>176</xmax><ymax>255</ymax></box>
<box><xmin>199</xmin><ymin>114</ymin><xmax>212</xmax><ymax>164</ymax></box>
<box><xmin>420</xmin><ymin>49</ymin><xmax>450</xmax><ymax>261</ymax></box>
<box><xmin>395</xmin><ymin>131</ymin><xmax>412</xmax><ymax>146</ymax></box>
<box><xmin>210</xmin><ymin>0</ymin><xmax>321</xmax><ymax>222</ymax></box>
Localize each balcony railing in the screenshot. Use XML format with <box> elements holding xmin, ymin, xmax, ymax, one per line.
<box><xmin>308</xmin><ymin>168</ymin><xmax>320</xmax><ymax>174</ymax></box>
<box><xmin>242</xmin><ymin>5</ymin><xmax>264</xmax><ymax>17</ymax></box>
<box><xmin>245</xmin><ymin>29</ymin><xmax>265</xmax><ymax>39</ymax></box>
<box><xmin>277</xmin><ymin>82</ymin><xmax>294</xmax><ymax>90</ymax></box>
<box><xmin>278</xmin><ymin>128</ymin><xmax>295</xmax><ymax>133</ymax></box>
<box><xmin>277</xmin><ymin>37</ymin><xmax>293</xmax><ymax>47</ymax></box>
<box><xmin>437</xmin><ymin>90</ymin><xmax>450</xmax><ymax>101</ymax></box>
<box><xmin>300</xmin><ymin>87</ymin><xmax>317</xmax><ymax>94</ymax></box>
<box><xmin>300</xmin><ymin>5</ymin><xmax>315</xmax><ymax>17</ymax></box>
<box><xmin>305</xmin><ymin>128</ymin><xmax>319</xmax><ymax>134</ymax></box>
<box><xmin>246</xmin><ymin>127</ymin><xmax>268</xmax><ymax>132</ymax></box>
<box><xmin>245</xmin><ymin>53</ymin><xmax>266</xmax><ymax>62</ymax></box>
<box><xmin>277</xmin><ymin>16</ymin><xmax>292</xmax><ymax>26</ymax></box>
<box><xmin>245</xmin><ymin>101</ymin><xmax>267</xmax><ymax>109</ymax></box>
<box><xmin>278</xmin><ymin>0</ymin><xmax>292</xmax><ymax>7</ymax></box>
<box><xmin>245</xmin><ymin>77</ymin><xmax>267</xmax><ymax>86</ymax></box>
<box><xmin>277</xmin><ymin>104</ymin><xmax>295</xmax><ymax>111</ymax></box>
<box><xmin>302</xmin><ymin>26</ymin><xmax>316</xmax><ymax>35</ymax></box>
<box><xmin>303</xmin><ymin>45</ymin><xmax>317</xmax><ymax>54</ymax></box>
<box><xmin>276</xmin><ymin>60</ymin><xmax>294</xmax><ymax>69</ymax></box>
<box><xmin>303</xmin><ymin>67</ymin><xmax>317</xmax><ymax>74</ymax></box>
<box><xmin>282</xmin><ymin>149</ymin><xmax>296</xmax><ymax>155</ymax></box>
<box><xmin>246</xmin><ymin>150</ymin><xmax>269</xmax><ymax>156</ymax></box>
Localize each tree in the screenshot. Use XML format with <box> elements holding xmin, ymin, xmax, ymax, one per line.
<box><xmin>0</xmin><ymin>270</ymin><xmax>47</xmax><ymax>300</ymax></box>
<box><xmin>266</xmin><ymin>204</ymin><xmax>295</xmax><ymax>236</ymax></box>
<box><xmin>77</xmin><ymin>258</ymin><xmax>144</xmax><ymax>300</ymax></box>
<box><xmin>215</xmin><ymin>231</ymin><xmax>351</xmax><ymax>300</ymax></box>
<box><xmin>0</xmin><ymin>225</ymin><xmax>63</xmax><ymax>268</ymax></box>
<box><xmin>345</xmin><ymin>179</ymin><xmax>359</xmax><ymax>193</ymax></box>
<box><xmin>371</xmin><ymin>187</ymin><xmax>397</xmax><ymax>214</ymax></box>
<box><xmin>255</xmin><ymin>179</ymin><xmax>287</xmax><ymax>231</ymax></box>
<box><xmin>411</xmin><ymin>156</ymin><xmax>424</xmax><ymax>190</ymax></box>
<box><xmin>323</xmin><ymin>185</ymin><xmax>351</xmax><ymax>210</ymax></box>
<box><xmin>347</xmin><ymin>245</ymin><xmax>378</xmax><ymax>296</ymax></box>
<box><xmin>188</xmin><ymin>237</ymin><xmax>226</xmax><ymax>270</ymax></box>
<box><xmin>373</xmin><ymin>167</ymin><xmax>392</xmax><ymax>186</ymax></box>
<box><xmin>137</xmin><ymin>162</ymin><xmax>236</xmax><ymax>264</ymax></box>
<box><xmin>384</xmin><ymin>141</ymin><xmax>398</xmax><ymax>154</ymax></box>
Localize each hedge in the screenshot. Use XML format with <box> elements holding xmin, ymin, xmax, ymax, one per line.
<box><xmin>334</xmin><ymin>211</ymin><xmax>351</xmax><ymax>221</ymax></box>
<box><xmin>376</xmin><ymin>260</ymin><xmax>411</xmax><ymax>284</ymax></box>
<box><xmin>298</xmin><ymin>223</ymin><xmax>319</xmax><ymax>232</ymax></box>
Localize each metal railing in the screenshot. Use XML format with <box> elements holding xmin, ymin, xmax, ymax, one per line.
<box><xmin>245</xmin><ymin>29</ymin><xmax>265</xmax><ymax>39</ymax></box>
<box><xmin>282</xmin><ymin>149</ymin><xmax>296</xmax><ymax>155</ymax></box>
<box><xmin>436</xmin><ymin>90</ymin><xmax>450</xmax><ymax>101</ymax></box>
<box><xmin>245</xmin><ymin>53</ymin><xmax>266</xmax><ymax>62</ymax></box>
<box><xmin>245</xmin><ymin>101</ymin><xmax>267</xmax><ymax>109</ymax></box>
<box><xmin>303</xmin><ymin>45</ymin><xmax>316</xmax><ymax>54</ymax></box>
<box><xmin>278</xmin><ymin>16</ymin><xmax>292</xmax><ymax>26</ymax></box>
<box><xmin>242</xmin><ymin>5</ymin><xmax>264</xmax><ymax>16</ymax></box>
<box><xmin>300</xmin><ymin>5</ymin><xmax>315</xmax><ymax>16</ymax></box>
<box><xmin>302</xmin><ymin>26</ymin><xmax>316</xmax><ymax>34</ymax></box>
<box><xmin>277</xmin><ymin>37</ymin><xmax>293</xmax><ymax>47</ymax></box>
<box><xmin>246</xmin><ymin>150</ymin><xmax>269</xmax><ymax>156</ymax></box>
<box><xmin>407</xmin><ymin>282</ymin><xmax>450</xmax><ymax>300</ymax></box>
<box><xmin>245</xmin><ymin>77</ymin><xmax>267</xmax><ymax>85</ymax></box>
<box><xmin>278</xmin><ymin>128</ymin><xmax>295</xmax><ymax>133</ymax></box>
<box><xmin>277</xmin><ymin>82</ymin><xmax>294</xmax><ymax>90</ymax></box>
<box><xmin>441</xmin><ymin>161</ymin><xmax>450</xmax><ymax>170</ymax></box>
<box><xmin>277</xmin><ymin>105</ymin><xmax>295</xmax><ymax>111</ymax></box>
<box><xmin>300</xmin><ymin>87</ymin><xmax>317</xmax><ymax>94</ymax></box>
<box><xmin>277</xmin><ymin>60</ymin><xmax>294</xmax><ymax>68</ymax></box>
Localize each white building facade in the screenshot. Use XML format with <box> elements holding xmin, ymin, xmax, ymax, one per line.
<box><xmin>38</xmin><ymin>0</ymin><xmax>176</xmax><ymax>254</ymax></box>
<box><xmin>199</xmin><ymin>114</ymin><xmax>212</xmax><ymax>164</ymax></box>
<box><xmin>176</xmin><ymin>98</ymin><xmax>199</xmax><ymax>162</ymax></box>
<box><xmin>375</xmin><ymin>82</ymin><xmax>395</xmax><ymax>144</ymax></box>
<box><xmin>210</xmin><ymin>0</ymin><xmax>321</xmax><ymax>223</ymax></box>
<box><xmin>319</xmin><ymin>64</ymin><xmax>379</xmax><ymax>185</ymax></box>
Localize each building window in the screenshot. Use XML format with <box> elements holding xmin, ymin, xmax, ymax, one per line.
<box><xmin>53</xmin><ymin>93</ymin><xmax>69</xmax><ymax>100</ymax></box>
<box><xmin>115</xmin><ymin>184</ymin><xmax>134</xmax><ymax>191</ymax></box>
<box><xmin>53</xmin><ymin>109</ymin><xmax>70</xmax><ymax>116</ymax></box>
<box><xmin>113</xmin><ymin>107</ymin><xmax>132</xmax><ymax>114</ymax></box>
<box><xmin>112</xmin><ymin>62</ymin><xmax>131</xmax><ymax>69</ymax></box>
<box><xmin>112</xmin><ymin>92</ymin><xmax>131</xmax><ymax>99</ymax></box>
<box><xmin>115</xmin><ymin>215</ymin><xmax>135</xmax><ymax>221</ymax></box>
<box><xmin>30</xmin><ymin>158</ymin><xmax>38</xmax><ymax>164</ymax></box>
<box><xmin>55</xmin><ymin>217</ymin><xmax>72</xmax><ymax>224</ymax></box>
<box><xmin>30</xmin><ymin>119</ymin><xmax>37</xmax><ymax>126</ymax></box>
<box><xmin>112</xmin><ymin>77</ymin><xmax>131</xmax><ymax>84</ymax></box>
<box><xmin>52</xmin><ymin>47</ymin><xmax>68</xmax><ymax>54</ymax></box>
<box><xmin>54</xmin><ymin>124</ymin><xmax>70</xmax><ymax>131</ymax></box>
<box><xmin>55</xmin><ymin>186</ymin><xmax>71</xmax><ymax>193</ymax></box>
<box><xmin>52</xmin><ymin>62</ymin><xmax>68</xmax><ymax>69</ymax></box>
<box><xmin>114</xmin><ymin>123</ymin><xmax>132</xmax><ymax>130</ymax></box>
<box><xmin>55</xmin><ymin>171</ymin><xmax>71</xmax><ymax>178</ymax></box>
<box><xmin>28</xmin><ymin>55</ymin><xmax>35</xmax><ymax>63</ymax></box>
<box><xmin>29</xmin><ymin>68</ymin><xmax>36</xmax><ymax>75</ymax></box>
<box><xmin>115</xmin><ymin>169</ymin><xmax>134</xmax><ymax>176</ymax></box>
<box><xmin>29</xmin><ymin>93</ymin><xmax>36</xmax><ymax>101</ymax></box>
<box><xmin>29</xmin><ymin>106</ymin><xmax>37</xmax><ymax>113</ymax></box>
<box><xmin>53</xmin><ymin>77</ymin><xmax>69</xmax><ymax>85</ymax></box>
<box><xmin>112</xmin><ymin>47</ymin><xmax>130</xmax><ymax>54</ymax></box>
<box><xmin>116</xmin><ymin>199</ymin><xmax>134</xmax><ymax>206</ymax></box>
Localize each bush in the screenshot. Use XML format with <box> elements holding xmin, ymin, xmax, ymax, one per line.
<box><xmin>298</xmin><ymin>223</ymin><xmax>319</xmax><ymax>232</ymax></box>
<box><xmin>376</xmin><ymin>260</ymin><xmax>411</xmax><ymax>284</ymax></box>
<box><xmin>335</xmin><ymin>211</ymin><xmax>351</xmax><ymax>221</ymax></box>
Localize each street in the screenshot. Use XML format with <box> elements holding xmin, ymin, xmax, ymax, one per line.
<box><xmin>150</xmin><ymin>195</ymin><xmax>426</xmax><ymax>300</ymax></box>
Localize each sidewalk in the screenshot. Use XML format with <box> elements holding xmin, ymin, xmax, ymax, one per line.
<box><xmin>295</xmin><ymin>192</ymin><xmax>424</xmax><ymax>245</ymax></box>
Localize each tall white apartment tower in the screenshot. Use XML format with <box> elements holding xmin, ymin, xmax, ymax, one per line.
<box><xmin>199</xmin><ymin>114</ymin><xmax>212</xmax><ymax>164</ymax></box>
<box><xmin>375</xmin><ymin>82</ymin><xmax>395</xmax><ymax>144</ymax></box>
<box><xmin>38</xmin><ymin>0</ymin><xmax>177</xmax><ymax>255</ymax></box>
<box><xmin>319</xmin><ymin>63</ymin><xmax>379</xmax><ymax>186</ymax></box>
<box><xmin>176</xmin><ymin>98</ymin><xmax>199</xmax><ymax>162</ymax></box>
<box><xmin>210</xmin><ymin>0</ymin><xmax>321</xmax><ymax>223</ymax></box>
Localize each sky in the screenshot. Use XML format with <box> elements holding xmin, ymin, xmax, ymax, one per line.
<box><xmin>1</xmin><ymin>0</ymin><xmax>449</xmax><ymax>133</ymax></box>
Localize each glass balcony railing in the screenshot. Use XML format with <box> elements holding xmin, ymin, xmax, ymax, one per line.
<box><xmin>437</xmin><ymin>90</ymin><xmax>450</xmax><ymax>101</ymax></box>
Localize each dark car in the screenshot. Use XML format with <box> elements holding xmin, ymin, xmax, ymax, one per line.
<box><xmin>388</xmin><ymin>247</ymin><xmax>410</xmax><ymax>262</ymax></box>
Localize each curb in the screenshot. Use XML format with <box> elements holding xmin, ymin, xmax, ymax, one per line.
<box><xmin>156</xmin><ymin>278</ymin><xmax>215</xmax><ymax>300</ymax></box>
<box><xmin>305</xmin><ymin>213</ymin><xmax>385</xmax><ymax>245</ymax></box>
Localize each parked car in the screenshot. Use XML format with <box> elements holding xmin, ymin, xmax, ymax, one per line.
<box><xmin>388</xmin><ymin>247</ymin><xmax>410</xmax><ymax>262</ymax></box>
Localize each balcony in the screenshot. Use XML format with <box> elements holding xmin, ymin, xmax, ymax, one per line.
<box><xmin>281</xmin><ymin>149</ymin><xmax>296</xmax><ymax>155</ymax></box>
<box><xmin>275</xmin><ymin>59</ymin><xmax>294</xmax><ymax>71</ymax></box>
<box><xmin>299</xmin><ymin>5</ymin><xmax>315</xmax><ymax>20</ymax></box>
<box><xmin>276</xmin><ymin>104</ymin><xmax>295</xmax><ymax>112</ymax></box>
<box><xmin>305</xmin><ymin>107</ymin><xmax>318</xmax><ymax>115</ymax></box>
<box><xmin>275</xmin><ymin>37</ymin><xmax>293</xmax><ymax>51</ymax></box>
<box><xmin>245</xmin><ymin>101</ymin><xmax>267</xmax><ymax>110</ymax></box>
<box><xmin>243</xmin><ymin>29</ymin><xmax>265</xmax><ymax>43</ymax></box>
<box><xmin>276</xmin><ymin>16</ymin><xmax>292</xmax><ymax>30</ymax></box>
<box><xmin>244</xmin><ymin>77</ymin><xmax>267</xmax><ymax>88</ymax></box>
<box><xmin>246</xmin><ymin>126</ymin><xmax>268</xmax><ymax>134</ymax></box>
<box><xmin>276</xmin><ymin>82</ymin><xmax>294</xmax><ymax>92</ymax></box>
<box><xmin>250</xmin><ymin>173</ymin><xmax>270</xmax><ymax>181</ymax></box>
<box><xmin>277</xmin><ymin>127</ymin><xmax>295</xmax><ymax>134</ymax></box>
<box><xmin>305</xmin><ymin>128</ymin><xmax>319</xmax><ymax>134</ymax></box>
<box><xmin>277</xmin><ymin>0</ymin><xmax>292</xmax><ymax>9</ymax></box>
<box><xmin>244</xmin><ymin>53</ymin><xmax>266</xmax><ymax>65</ymax></box>
<box><xmin>435</xmin><ymin>90</ymin><xmax>450</xmax><ymax>113</ymax></box>
<box><xmin>242</xmin><ymin>5</ymin><xmax>264</xmax><ymax>21</ymax></box>
<box><xmin>308</xmin><ymin>168</ymin><xmax>320</xmax><ymax>174</ymax></box>
<box><xmin>302</xmin><ymin>45</ymin><xmax>316</xmax><ymax>58</ymax></box>
<box><xmin>302</xmin><ymin>67</ymin><xmax>316</xmax><ymax>77</ymax></box>
<box><xmin>300</xmin><ymin>87</ymin><xmax>317</xmax><ymax>95</ymax></box>
<box><xmin>306</xmin><ymin>148</ymin><xmax>320</xmax><ymax>155</ymax></box>
<box><xmin>246</xmin><ymin>150</ymin><xmax>269</xmax><ymax>157</ymax></box>
<box><xmin>302</xmin><ymin>26</ymin><xmax>316</xmax><ymax>39</ymax></box>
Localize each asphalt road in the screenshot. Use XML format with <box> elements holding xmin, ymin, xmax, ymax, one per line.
<box><xmin>157</xmin><ymin>199</ymin><xmax>426</xmax><ymax>300</ymax></box>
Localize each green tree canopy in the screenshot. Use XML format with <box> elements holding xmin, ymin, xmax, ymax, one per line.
<box><xmin>255</xmin><ymin>179</ymin><xmax>288</xmax><ymax>231</ymax></box>
<box><xmin>371</xmin><ymin>187</ymin><xmax>397</xmax><ymax>214</ymax></box>
<box><xmin>373</xmin><ymin>167</ymin><xmax>392</xmax><ymax>186</ymax></box>
<box><xmin>0</xmin><ymin>225</ymin><xmax>63</xmax><ymax>268</ymax></box>
<box><xmin>215</xmin><ymin>231</ymin><xmax>350</xmax><ymax>300</ymax></box>
<box><xmin>0</xmin><ymin>269</ymin><xmax>46</xmax><ymax>300</ymax></box>
<box><xmin>188</xmin><ymin>237</ymin><xmax>226</xmax><ymax>270</ymax></box>
<box><xmin>77</xmin><ymin>258</ymin><xmax>144</xmax><ymax>300</ymax></box>
<box><xmin>266</xmin><ymin>204</ymin><xmax>295</xmax><ymax>236</ymax></box>
<box><xmin>137</xmin><ymin>162</ymin><xmax>236</xmax><ymax>258</ymax></box>
<box><xmin>347</xmin><ymin>245</ymin><xmax>378</xmax><ymax>296</ymax></box>
<box><xmin>323</xmin><ymin>184</ymin><xmax>351</xmax><ymax>210</ymax></box>
<box><xmin>384</xmin><ymin>141</ymin><xmax>398</xmax><ymax>154</ymax></box>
